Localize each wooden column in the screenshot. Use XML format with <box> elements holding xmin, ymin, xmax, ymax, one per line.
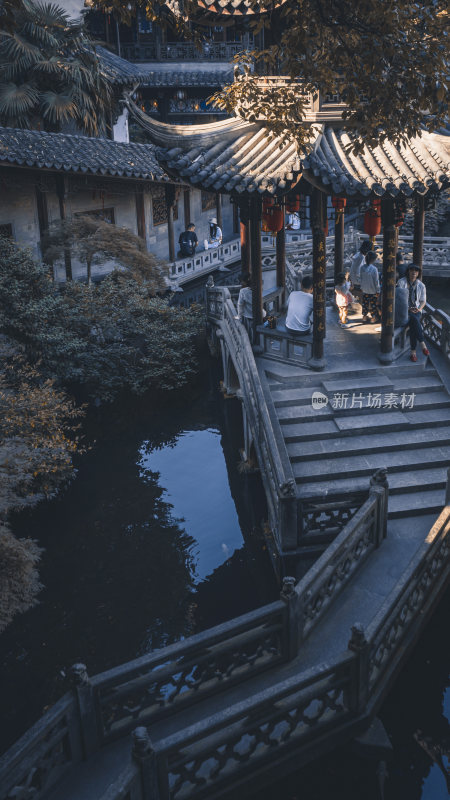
<box><xmin>55</xmin><ymin>174</ymin><xmax>72</xmax><ymax>280</ymax></box>
<box><xmin>35</xmin><ymin>184</ymin><xmax>49</xmax><ymax>241</ymax></box>
<box><xmin>216</xmin><ymin>192</ymin><xmax>223</xmax><ymax>231</ymax></box>
<box><xmin>135</xmin><ymin>188</ymin><xmax>146</xmax><ymax>240</ymax></box>
<box><xmin>310</xmin><ymin>188</ymin><xmax>327</xmax><ymax>369</ymax></box>
<box><xmin>239</xmin><ymin>198</ymin><xmax>251</xmax><ymax>276</ymax></box>
<box><xmin>276</xmin><ymin>198</ymin><xmax>286</xmax><ymax>303</ymax></box>
<box><xmin>380</xmin><ymin>195</ymin><xmax>397</xmax><ymax>362</ymax></box>
<box><xmin>250</xmin><ymin>196</ymin><xmax>263</xmax><ymax>338</ymax></box>
<box><xmin>165</xmin><ymin>185</ymin><xmax>176</xmax><ymax>262</ymax></box>
<box><xmin>413</xmin><ymin>194</ymin><xmax>425</xmax><ymax>270</ymax></box>
<box><xmin>183</xmin><ymin>189</ymin><xmax>191</xmax><ymax>227</ymax></box>
<box><xmin>334</xmin><ymin>204</ymin><xmax>345</xmax><ymax>283</ymax></box>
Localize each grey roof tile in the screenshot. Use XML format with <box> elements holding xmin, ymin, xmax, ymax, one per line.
<box><xmin>0</xmin><ymin>127</ymin><xmax>169</xmax><ymax>182</ymax></box>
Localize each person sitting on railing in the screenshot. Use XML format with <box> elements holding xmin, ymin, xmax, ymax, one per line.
<box><xmin>285</xmin><ymin>275</ymin><xmax>314</xmax><ymax>335</ymax></box>
<box><xmin>204</xmin><ymin>217</ymin><xmax>222</xmax><ymax>249</ymax></box>
<box><xmin>397</xmin><ymin>264</ymin><xmax>430</xmax><ymax>362</ymax></box>
<box><xmin>178</xmin><ymin>223</ymin><xmax>198</xmax><ymax>258</ymax></box>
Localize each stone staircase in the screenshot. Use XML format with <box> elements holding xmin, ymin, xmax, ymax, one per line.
<box><xmin>263</xmin><ymin>360</ymin><xmax>450</xmax><ymax>521</ymax></box>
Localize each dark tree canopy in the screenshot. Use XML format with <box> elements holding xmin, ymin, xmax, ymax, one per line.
<box><xmin>91</xmin><ymin>0</ymin><xmax>449</xmax><ymax>151</ymax></box>
<box><xmin>0</xmin><ymin>0</ymin><xmax>112</xmax><ymax>135</ymax></box>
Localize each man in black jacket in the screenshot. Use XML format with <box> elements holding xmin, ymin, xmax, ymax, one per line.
<box><xmin>179</xmin><ymin>223</ymin><xmax>198</xmax><ymax>257</ymax></box>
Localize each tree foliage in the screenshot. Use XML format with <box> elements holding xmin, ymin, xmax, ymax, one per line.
<box><xmin>0</xmin><ymin>340</ymin><xmax>84</xmax><ymax>511</ymax></box>
<box><xmin>93</xmin><ymin>0</ymin><xmax>449</xmax><ymax>151</ymax></box>
<box><xmin>0</xmin><ymin>524</ymin><xmax>42</xmax><ymax>633</ymax></box>
<box><xmin>0</xmin><ymin>236</ymin><xmax>203</xmax><ymax>402</ymax></box>
<box><xmin>42</xmin><ymin>215</ymin><xmax>169</xmax><ymax>287</ymax></box>
<box><xmin>0</xmin><ymin>0</ymin><xmax>113</xmax><ymax>134</ymax></box>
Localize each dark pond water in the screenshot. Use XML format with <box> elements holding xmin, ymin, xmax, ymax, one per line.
<box><xmin>0</xmin><ymin>365</ymin><xmax>278</xmax><ymax>754</ymax></box>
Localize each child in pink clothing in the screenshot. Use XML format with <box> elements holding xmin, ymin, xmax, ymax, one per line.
<box><xmin>335</xmin><ymin>271</ymin><xmax>354</xmax><ymax>326</ymax></box>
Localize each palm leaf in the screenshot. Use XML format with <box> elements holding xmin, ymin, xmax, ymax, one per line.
<box><xmin>20</xmin><ymin>21</ymin><xmax>60</xmax><ymax>50</ymax></box>
<box><xmin>31</xmin><ymin>56</ymin><xmax>68</xmax><ymax>76</ymax></box>
<box><xmin>40</xmin><ymin>89</ymin><xmax>75</xmax><ymax>123</ymax></box>
<box><xmin>0</xmin><ymin>81</ymin><xmax>39</xmax><ymax>115</ymax></box>
<box><xmin>24</xmin><ymin>0</ymin><xmax>72</xmax><ymax>30</ymax></box>
<box><xmin>0</xmin><ymin>32</ymin><xmax>42</xmax><ymax>68</ymax></box>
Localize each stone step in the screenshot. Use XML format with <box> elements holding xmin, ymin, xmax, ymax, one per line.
<box><xmin>264</xmin><ymin>362</ymin><xmax>428</xmax><ymax>387</ymax></box>
<box><xmin>296</xmin><ymin>467</ymin><xmax>448</xmax><ymax>500</ymax></box>
<box><xmin>293</xmin><ymin>446</ymin><xmax>450</xmax><ymax>484</ymax></box>
<box><xmin>282</xmin><ymin>407</ymin><xmax>450</xmax><ymax>442</ymax></box>
<box><xmin>387</xmin><ymin>489</ymin><xmax>446</xmax><ymax>518</ymax></box>
<box><xmin>270</xmin><ymin>373</ymin><xmax>444</xmax><ymax>405</ymax></box>
<box><xmin>286</xmin><ymin>426</ymin><xmax>450</xmax><ymax>462</ymax></box>
<box><xmin>276</xmin><ymin>392</ymin><xmax>450</xmax><ymax>424</ymax></box>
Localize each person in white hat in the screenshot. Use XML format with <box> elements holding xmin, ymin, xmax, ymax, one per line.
<box><xmin>204</xmin><ymin>216</ymin><xmax>223</xmax><ymax>249</ymax></box>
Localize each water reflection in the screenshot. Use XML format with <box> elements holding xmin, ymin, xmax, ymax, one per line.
<box><xmin>0</xmin><ymin>369</ymin><xmax>278</xmax><ymax>754</ymax></box>
<box><xmin>140</xmin><ymin>428</ymin><xmax>244</xmax><ymax>581</ymax></box>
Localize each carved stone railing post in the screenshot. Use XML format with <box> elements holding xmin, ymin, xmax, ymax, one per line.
<box><xmin>370</xmin><ymin>469</ymin><xmax>389</xmax><ymax>541</ymax></box>
<box><xmin>280</xmin><ymin>576</ymin><xmax>302</xmax><ymax>659</ymax></box>
<box><xmin>278</xmin><ymin>479</ymin><xmax>298</xmax><ymax>551</ymax></box>
<box><xmin>348</xmin><ymin>623</ymin><xmax>370</xmax><ymax>714</ymax></box>
<box><xmin>132</xmin><ymin>727</ymin><xmax>164</xmax><ymax>800</ymax></box>
<box><xmin>70</xmin><ymin>663</ymin><xmax>101</xmax><ymax>759</ymax></box>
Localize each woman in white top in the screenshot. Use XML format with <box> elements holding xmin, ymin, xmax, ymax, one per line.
<box><xmin>397</xmin><ymin>264</ymin><xmax>429</xmax><ymax>362</ymax></box>
<box><xmin>204</xmin><ymin>217</ymin><xmax>222</xmax><ymax>249</ymax></box>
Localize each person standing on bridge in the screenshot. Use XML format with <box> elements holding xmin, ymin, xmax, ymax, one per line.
<box><xmin>360</xmin><ymin>250</ymin><xmax>381</xmax><ymax>323</ymax></box>
<box><xmin>350</xmin><ymin>239</ymin><xmax>371</xmax><ymax>299</ymax></box>
<box><xmin>397</xmin><ymin>264</ymin><xmax>429</xmax><ymax>362</ymax></box>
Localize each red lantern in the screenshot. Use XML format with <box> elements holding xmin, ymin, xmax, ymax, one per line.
<box><xmin>286</xmin><ymin>194</ymin><xmax>301</xmax><ymax>213</ymax></box>
<box><xmin>331</xmin><ymin>196</ymin><xmax>347</xmax><ymax>211</ymax></box>
<box><xmin>263</xmin><ymin>197</ymin><xmax>274</xmax><ymax>212</ymax></box>
<box><xmin>262</xmin><ymin>204</ymin><xmax>284</xmax><ymax>234</ymax></box>
<box><xmin>364</xmin><ymin>197</ymin><xmax>382</xmax><ymax>237</ymax></box>
<box><xmin>364</xmin><ymin>211</ymin><xmax>382</xmax><ymax>236</ymax></box>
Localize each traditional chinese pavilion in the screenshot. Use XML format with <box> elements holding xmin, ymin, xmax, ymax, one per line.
<box><xmin>128</xmin><ymin>92</ymin><xmax>450</xmax><ymax>366</ymax></box>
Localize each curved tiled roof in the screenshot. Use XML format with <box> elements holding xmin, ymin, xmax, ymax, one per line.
<box><xmin>126</xmin><ymin>101</ymin><xmax>307</xmax><ymax>195</ymax></box>
<box><xmin>96</xmin><ymin>46</ymin><xmax>148</xmax><ymax>85</ymax></box>
<box><xmin>303</xmin><ymin>128</ymin><xmax>450</xmax><ymax>197</ymax></box>
<box><xmin>128</xmin><ymin>99</ymin><xmax>450</xmax><ymax>197</ymax></box>
<box><xmin>0</xmin><ymin>127</ymin><xmax>169</xmax><ymax>182</ymax></box>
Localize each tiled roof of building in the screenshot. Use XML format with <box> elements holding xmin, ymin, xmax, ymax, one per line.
<box><xmin>127</xmin><ymin>102</ymin><xmax>305</xmax><ymax>195</ymax></box>
<box><xmin>303</xmin><ymin>127</ymin><xmax>450</xmax><ymax>197</ymax></box>
<box><xmin>97</xmin><ymin>47</ymin><xmax>232</xmax><ymax>88</ymax></box>
<box><xmin>138</xmin><ymin>67</ymin><xmax>233</xmax><ymax>87</ymax></box>
<box><xmin>97</xmin><ymin>46</ymin><xmax>148</xmax><ymax>85</ymax></box>
<box><xmin>0</xmin><ymin>127</ymin><xmax>169</xmax><ymax>182</ymax></box>
<box><xmin>127</xmin><ymin>100</ymin><xmax>450</xmax><ymax>197</ymax></box>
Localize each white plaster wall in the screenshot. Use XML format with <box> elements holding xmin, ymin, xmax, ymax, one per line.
<box><xmin>0</xmin><ymin>183</ymin><xmax>40</xmax><ymax>255</ymax></box>
<box><xmin>0</xmin><ymin>172</ymin><xmax>237</xmax><ymax>280</ymax></box>
<box><xmin>113</xmin><ymin>109</ymin><xmax>130</xmax><ymax>143</ymax></box>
